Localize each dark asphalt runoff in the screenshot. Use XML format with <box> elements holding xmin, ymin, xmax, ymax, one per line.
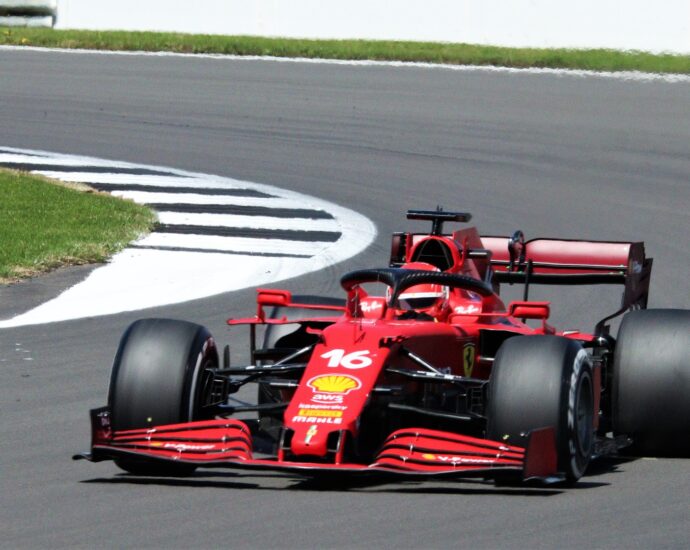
<box><xmin>1</xmin><ymin>49</ymin><xmax>689</xmax><ymax>549</ymax></box>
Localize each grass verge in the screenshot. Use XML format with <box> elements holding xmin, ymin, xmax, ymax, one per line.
<box><xmin>0</xmin><ymin>168</ymin><xmax>156</xmax><ymax>283</ymax></box>
<box><xmin>1</xmin><ymin>27</ymin><xmax>688</xmax><ymax>74</ymax></box>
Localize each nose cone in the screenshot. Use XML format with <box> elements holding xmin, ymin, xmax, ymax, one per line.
<box><xmin>284</xmin><ymin>323</ymin><xmax>392</xmax><ymax>459</ymax></box>
<box><xmin>289</xmin><ymin>421</ymin><xmax>333</xmax><ymax>457</ymax></box>
<box><xmin>287</xmin><ymin>372</ymin><xmax>366</xmax><ymax>457</ymax></box>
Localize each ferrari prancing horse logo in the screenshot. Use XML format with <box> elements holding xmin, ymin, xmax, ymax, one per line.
<box><xmin>463</xmin><ymin>343</ymin><xmax>475</xmax><ymax>377</ymax></box>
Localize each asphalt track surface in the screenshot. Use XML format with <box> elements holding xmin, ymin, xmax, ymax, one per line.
<box><xmin>1</xmin><ymin>49</ymin><xmax>689</xmax><ymax>548</ymax></box>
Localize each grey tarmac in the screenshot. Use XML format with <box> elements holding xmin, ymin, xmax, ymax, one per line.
<box><xmin>1</xmin><ymin>49</ymin><xmax>688</xmax><ymax>549</ymax></box>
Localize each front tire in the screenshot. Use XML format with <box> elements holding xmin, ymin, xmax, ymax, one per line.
<box><xmin>613</xmin><ymin>309</ymin><xmax>690</xmax><ymax>454</ymax></box>
<box><xmin>487</xmin><ymin>336</ymin><xmax>594</xmax><ymax>482</ymax></box>
<box><xmin>108</xmin><ymin>318</ymin><xmax>219</xmax><ymax>475</ymax></box>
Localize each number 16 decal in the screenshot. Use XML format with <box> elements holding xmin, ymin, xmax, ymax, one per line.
<box><xmin>321</xmin><ymin>349</ymin><xmax>373</xmax><ymax>369</ymax></box>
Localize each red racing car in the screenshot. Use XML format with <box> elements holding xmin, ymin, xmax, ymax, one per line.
<box><xmin>75</xmin><ymin>209</ymin><xmax>690</xmax><ymax>484</ymax></box>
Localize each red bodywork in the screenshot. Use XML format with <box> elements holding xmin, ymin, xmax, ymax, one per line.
<box><xmin>80</xmin><ymin>211</ymin><xmax>652</xmax><ymax>482</ymax></box>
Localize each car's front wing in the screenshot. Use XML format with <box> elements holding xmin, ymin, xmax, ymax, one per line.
<box><xmin>74</xmin><ymin>408</ymin><xmax>560</xmax><ymax>482</ymax></box>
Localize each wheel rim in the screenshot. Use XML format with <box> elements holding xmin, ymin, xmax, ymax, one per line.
<box><xmin>196</xmin><ymin>357</ymin><xmax>219</xmax><ymax>415</ymax></box>
<box><xmin>187</xmin><ymin>335</ymin><xmax>218</xmax><ymax>420</ymax></box>
<box><xmin>575</xmin><ymin>373</ymin><xmax>594</xmax><ymax>457</ymax></box>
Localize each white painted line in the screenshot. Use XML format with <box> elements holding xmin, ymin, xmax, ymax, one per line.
<box><xmin>32</xmin><ymin>172</ymin><xmax>212</xmax><ymax>187</ymax></box>
<box><xmin>0</xmin><ymin>147</ymin><xmax>376</xmax><ymax>327</ymax></box>
<box><xmin>111</xmin><ymin>190</ymin><xmax>311</xmax><ymax>209</ymax></box>
<box><xmin>135</xmin><ymin>233</ymin><xmax>331</xmax><ymax>256</ymax></box>
<box><xmin>1</xmin><ymin>45</ymin><xmax>688</xmax><ymax>83</ymax></box>
<box><xmin>0</xmin><ymin>153</ymin><xmax>129</xmax><ymax>168</ymax></box>
<box><xmin>0</xmin><ymin>153</ymin><xmax>50</xmax><ymax>162</ymax></box>
<box><xmin>155</xmin><ymin>212</ymin><xmax>340</xmax><ymax>231</ymax></box>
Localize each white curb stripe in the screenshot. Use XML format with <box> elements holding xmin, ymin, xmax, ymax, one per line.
<box><xmin>155</xmin><ymin>212</ymin><xmax>341</xmax><ymax>232</ymax></box>
<box><xmin>136</xmin><ymin>233</ymin><xmax>332</xmax><ymax>256</ymax></box>
<box><xmin>23</xmin><ymin>172</ymin><xmax>253</xmax><ymax>190</ymax></box>
<box><xmin>110</xmin><ymin>191</ymin><xmax>309</xmax><ymax>209</ymax></box>
<box><xmin>0</xmin><ymin>153</ymin><xmax>123</xmax><ymax>167</ymax></box>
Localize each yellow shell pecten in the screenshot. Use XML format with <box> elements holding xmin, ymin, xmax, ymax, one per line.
<box><xmin>308</xmin><ymin>374</ymin><xmax>361</xmax><ymax>394</ymax></box>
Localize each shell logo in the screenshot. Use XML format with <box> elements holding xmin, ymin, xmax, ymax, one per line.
<box><xmin>307</xmin><ymin>374</ymin><xmax>361</xmax><ymax>395</ymax></box>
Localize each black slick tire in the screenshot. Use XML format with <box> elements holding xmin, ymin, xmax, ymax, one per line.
<box><xmin>613</xmin><ymin>309</ymin><xmax>690</xmax><ymax>455</ymax></box>
<box><xmin>487</xmin><ymin>335</ymin><xmax>594</xmax><ymax>482</ymax></box>
<box><xmin>108</xmin><ymin>318</ymin><xmax>218</xmax><ymax>475</ymax></box>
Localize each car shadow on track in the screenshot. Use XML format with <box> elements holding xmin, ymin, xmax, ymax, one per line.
<box><xmin>578</xmin><ymin>455</ymin><xmax>636</xmax><ymax>479</ymax></box>
<box><xmin>81</xmin><ymin>475</ymin><xmax>266</xmax><ymax>491</ymax></box>
<box><xmin>79</xmin><ymin>454</ymin><xmax>632</xmax><ymax>494</ymax></box>
<box><xmin>79</xmin><ymin>473</ymin><xmax>599</xmax><ymax>496</ymax></box>
<box><xmin>292</xmin><ymin>477</ymin><xmax>570</xmax><ymax>496</ymax></box>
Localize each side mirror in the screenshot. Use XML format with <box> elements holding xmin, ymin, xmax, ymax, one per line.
<box><xmin>508</xmin><ymin>230</ymin><xmax>525</xmax><ymax>271</ymax></box>
<box><xmin>508</xmin><ymin>301</ymin><xmax>550</xmax><ymax>320</ymax></box>
<box><xmin>256</xmin><ymin>288</ymin><xmax>292</xmax><ymax>307</ymax></box>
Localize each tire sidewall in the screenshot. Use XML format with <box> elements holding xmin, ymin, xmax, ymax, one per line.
<box><xmin>564</xmin><ymin>348</ymin><xmax>594</xmax><ymax>480</ymax></box>
<box><xmin>184</xmin><ymin>331</ymin><xmax>217</xmax><ymax>422</ymax></box>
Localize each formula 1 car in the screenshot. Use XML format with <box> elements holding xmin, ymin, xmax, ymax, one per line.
<box><xmin>75</xmin><ymin>209</ymin><xmax>690</xmax><ymax>484</ymax></box>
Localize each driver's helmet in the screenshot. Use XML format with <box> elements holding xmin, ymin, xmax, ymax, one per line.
<box><xmin>397</xmin><ymin>262</ymin><xmax>449</xmax><ymax>313</ymax></box>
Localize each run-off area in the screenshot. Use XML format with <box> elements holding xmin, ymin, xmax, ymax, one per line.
<box><xmin>0</xmin><ymin>147</ymin><xmax>376</xmax><ymax>327</ymax></box>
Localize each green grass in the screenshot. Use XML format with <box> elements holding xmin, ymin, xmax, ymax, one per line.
<box><xmin>0</xmin><ymin>169</ymin><xmax>156</xmax><ymax>283</ymax></box>
<box><xmin>2</xmin><ymin>27</ymin><xmax>688</xmax><ymax>74</ymax></box>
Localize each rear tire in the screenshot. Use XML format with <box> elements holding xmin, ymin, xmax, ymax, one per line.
<box><xmin>108</xmin><ymin>318</ymin><xmax>219</xmax><ymax>475</ymax></box>
<box><xmin>613</xmin><ymin>309</ymin><xmax>690</xmax><ymax>455</ymax></box>
<box><xmin>487</xmin><ymin>335</ymin><xmax>594</xmax><ymax>481</ymax></box>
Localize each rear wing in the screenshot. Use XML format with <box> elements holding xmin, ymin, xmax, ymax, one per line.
<box><xmin>389</xmin><ymin>230</ymin><xmax>652</xmax><ymax>332</ymax></box>
<box><xmin>482</xmin><ymin>236</ymin><xmax>649</xmax><ymax>284</ymax></box>
<box><xmin>483</xmin><ymin>236</ymin><xmax>653</xmax><ymax>332</ymax></box>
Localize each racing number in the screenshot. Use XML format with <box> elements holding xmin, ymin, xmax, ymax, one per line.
<box><xmin>321</xmin><ymin>349</ymin><xmax>373</xmax><ymax>369</ymax></box>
